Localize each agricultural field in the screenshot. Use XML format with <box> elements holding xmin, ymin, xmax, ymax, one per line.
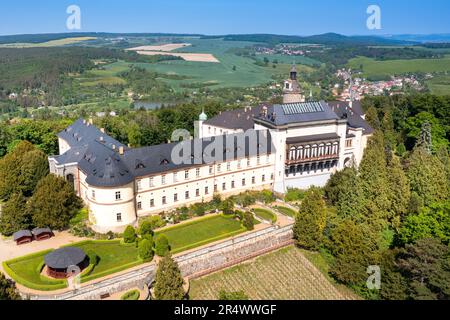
<box><xmin>0</xmin><ymin>37</ymin><xmax>97</xmax><ymax>48</ymax></box>
<box><xmin>348</xmin><ymin>56</ymin><xmax>450</xmax><ymax>79</ymax></box>
<box><xmin>189</xmin><ymin>246</ymin><xmax>357</xmax><ymax>300</ymax></box>
<box><xmin>426</xmin><ymin>74</ymin><xmax>450</xmax><ymax>95</ymax></box>
<box><xmin>155</xmin><ymin>214</ymin><xmax>246</xmax><ymax>254</ymax></box>
<box><xmin>75</xmin><ymin>61</ymin><xmax>129</xmax><ymax>87</ymax></box>
<box><xmin>130</xmin><ymin>38</ymin><xmax>315</xmax><ymax>90</ymax></box>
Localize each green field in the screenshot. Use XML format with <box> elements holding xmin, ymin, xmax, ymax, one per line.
<box><xmin>252</xmin><ymin>208</ymin><xmax>277</xmax><ymax>223</ymax></box>
<box><xmin>189</xmin><ymin>246</ymin><xmax>356</xmax><ymax>300</ymax></box>
<box><xmin>0</xmin><ymin>37</ymin><xmax>97</xmax><ymax>48</ymax></box>
<box><xmin>155</xmin><ymin>214</ymin><xmax>246</xmax><ymax>253</ymax></box>
<box><xmin>131</xmin><ymin>38</ymin><xmax>315</xmax><ymax>90</ymax></box>
<box><xmin>348</xmin><ymin>56</ymin><xmax>450</xmax><ymax>79</ymax></box>
<box><xmin>426</xmin><ymin>74</ymin><xmax>450</xmax><ymax>95</ymax></box>
<box><xmin>76</xmin><ymin>61</ymin><xmax>129</xmax><ymax>87</ymax></box>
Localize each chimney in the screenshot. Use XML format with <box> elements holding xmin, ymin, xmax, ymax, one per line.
<box><xmin>100</xmin><ymin>128</ymin><xmax>105</xmax><ymax>133</ymax></box>
<box><xmin>100</xmin><ymin>136</ymin><xmax>104</xmax><ymax>142</ymax></box>
<box><xmin>119</xmin><ymin>146</ymin><xmax>124</xmax><ymax>155</ymax></box>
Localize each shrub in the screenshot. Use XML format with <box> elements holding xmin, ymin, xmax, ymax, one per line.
<box><xmin>220</xmin><ymin>198</ymin><xmax>235</xmax><ymax>215</ymax></box>
<box><xmin>218</xmin><ymin>290</ymin><xmax>249</xmax><ymax>300</ymax></box>
<box><xmin>121</xmin><ymin>289</ymin><xmax>140</xmax><ymax>300</ymax></box>
<box><xmin>155</xmin><ymin>234</ymin><xmax>170</xmax><ymax>257</ymax></box>
<box><xmin>139</xmin><ymin>220</ymin><xmax>154</xmax><ymax>236</ymax></box>
<box><xmin>243</xmin><ymin>212</ymin><xmax>254</xmax><ymax>231</ymax></box>
<box><xmin>138</xmin><ymin>239</ymin><xmax>154</xmax><ymax>262</ymax></box>
<box><xmin>123</xmin><ymin>225</ymin><xmax>137</xmax><ymax>243</ymax></box>
<box><xmin>142</xmin><ymin>215</ymin><xmax>167</xmax><ymax>231</ymax></box>
<box><xmin>285</xmin><ymin>188</ymin><xmax>307</xmax><ymax>202</ymax></box>
<box><xmin>191</xmin><ymin>203</ymin><xmax>206</xmax><ymax>216</ymax></box>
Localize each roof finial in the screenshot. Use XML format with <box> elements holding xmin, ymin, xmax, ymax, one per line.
<box><xmin>199</xmin><ymin>107</ymin><xmax>208</xmax><ymax>121</ymax></box>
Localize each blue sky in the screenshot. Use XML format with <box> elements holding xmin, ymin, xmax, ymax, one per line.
<box><xmin>0</xmin><ymin>0</ymin><xmax>449</xmax><ymax>36</ymax></box>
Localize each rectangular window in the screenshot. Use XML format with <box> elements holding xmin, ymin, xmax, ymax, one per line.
<box><xmin>252</xmin><ymin>176</ymin><xmax>256</xmax><ymax>184</ymax></box>
<box><xmin>137</xmin><ymin>202</ymin><xmax>142</xmax><ymax>210</ymax></box>
<box><xmin>173</xmin><ymin>172</ymin><xmax>178</xmax><ymax>182</ymax></box>
<box><xmin>161</xmin><ymin>175</ymin><xmax>166</xmax><ymax>185</ymax></box>
<box><xmin>196</xmin><ymin>189</ymin><xmax>200</xmax><ymax>197</ymax></box>
<box><xmin>222</xmin><ymin>182</ymin><xmax>226</xmax><ymax>191</ymax></box>
<box><xmin>214</xmin><ymin>184</ymin><xmax>218</xmax><ymax>192</ymax></box>
<box><xmin>149</xmin><ymin>177</ymin><xmax>154</xmax><ymax>187</ymax></box>
<box><xmin>231</xmin><ymin>181</ymin><xmax>235</xmax><ymax>189</ymax></box>
<box><xmin>242</xmin><ymin>178</ymin><xmax>246</xmax><ymax>186</ymax></box>
<box><xmin>91</xmin><ymin>190</ymin><xmax>95</xmax><ymax>200</ymax></box>
<box><xmin>150</xmin><ymin>199</ymin><xmax>155</xmax><ymax>207</ymax></box>
<box><xmin>346</xmin><ymin>139</ymin><xmax>353</xmax><ymax>148</ymax></box>
<box><xmin>136</xmin><ymin>180</ymin><xmax>142</xmax><ymax>191</ymax></box>
<box><xmin>262</xmin><ymin>175</ymin><xmax>266</xmax><ymax>182</ymax></box>
<box><xmin>196</xmin><ymin>168</ymin><xmax>201</xmax><ymax>178</ymax></box>
<box><xmin>174</xmin><ymin>193</ymin><xmax>178</xmax><ymax>202</ymax></box>
<box><xmin>227</xmin><ymin>162</ymin><xmax>231</xmax><ymax>171</ymax></box>
<box><xmin>217</xmin><ymin>164</ymin><xmax>221</xmax><ymax>172</ymax></box>
<box><xmin>162</xmin><ymin>196</ymin><xmax>167</xmax><ymax>205</ymax></box>
<box><xmin>247</xmin><ymin>158</ymin><xmax>251</xmax><ymax>167</ymax></box>
<box><xmin>185</xmin><ymin>170</ymin><xmax>189</xmax><ymax>180</ymax></box>
<box><xmin>205</xmin><ymin>186</ymin><xmax>209</xmax><ymax>195</ymax></box>
<box><xmin>209</xmin><ymin>166</ymin><xmax>214</xmax><ymax>175</ymax></box>
<box><xmin>115</xmin><ymin>191</ymin><xmax>121</xmax><ymax>201</ymax></box>
<box><xmin>185</xmin><ymin>191</ymin><xmax>190</xmax><ymax>199</ymax></box>
<box><xmin>116</xmin><ymin>213</ymin><xmax>122</xmax><ymax>222</ymax></box>
<box><xmin>257</xmin><ymin>156</ymin><xmax>261</xmax><ymax>165</ymax></box>
<box><xmin>271</xmin><ymin>174</ymin><xmax>275</xmax><ymax>180</ymax></box>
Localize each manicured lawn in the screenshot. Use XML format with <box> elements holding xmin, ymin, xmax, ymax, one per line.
<box><xmin>274</xmin><ymin>206</ymin><xmax>297</xmax><ymax>218</ymax></box>
<box><xmin>155</xmin><ymin>214</ymin><xmax>246</xmax><ymax>254</ymax></box>
<box><xmin>3</xmin><ymin>240</ymin><xmax>141</xmax><ymax>290</ymax></box>
<box><xmin>252</xmin><ymin>208</ymin><xmax>277</xmax><ymax>223</ymax></box>
<box><xmin>3</xmin><ymin>251</ymin><xmax>66</xmax><ymax>291</ymax></box>
<box><xmin>73</xmin><ymin>240</ymin><xmax>141</xmax><ymax>283</ymax></box>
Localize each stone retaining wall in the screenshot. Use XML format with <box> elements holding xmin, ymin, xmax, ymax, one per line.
<box><xmin>27</xmin><ymin>224</ymin><xmax>293</xmax><ymax>300</ymax></box>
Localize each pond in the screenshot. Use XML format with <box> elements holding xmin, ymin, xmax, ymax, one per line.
<box><xmin>133</xmin><ymin>101</ymin><xmax>177</xmax><ymax>110</ymax></box>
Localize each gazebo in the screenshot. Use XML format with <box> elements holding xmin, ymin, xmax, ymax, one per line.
<box><xmin>44</xmin><ymin>247</ymin><xmax>88</xmax><ymax>279</ymax></box>
<box><xmin>32</xmin><ymin>227</ymin><xmax>53</xmax><ymax>241</ymax></box>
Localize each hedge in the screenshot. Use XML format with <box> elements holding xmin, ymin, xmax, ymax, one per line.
<box><xmin>121</xmin><ymin>289</ymin><xmax>140</xmax><ymax>300</ymax></box>
<box><xmin>2</xmin><ymin>261</ymin><xmax>67</xmax><ymax>291</ymax></box>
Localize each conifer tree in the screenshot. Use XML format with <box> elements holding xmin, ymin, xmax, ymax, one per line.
<box><xmin>0</xmin><ymin>272</ymin><xmax>21</xmax><ymax>300</ymax></box>
<box><xmin>358</xmin><ymin>131</ymin><xmax>391</xmax><ymax>226</ymax></box>
<box><xmin>294</xmin><ymin>187</ymin><xmax>327</xmax><ymax>250</ymax></box>
<box><xmin>153</xmin><ymin>255</ymin><xmax>185</xmax><ymax>300</ymax></box>
<box><xmin>386</xmin><ymin>154</ymin><xmax>410</xmax><ymax>229</ymax></box>
<box><xmin>406</xmin><ymin>147</ymin><xmax>448</xmax><ymax>207</ymax></box>
<box><xmin>0</xmin><ymin>192</ymin><xmax>30</xmax><ymax>236</ymax></box>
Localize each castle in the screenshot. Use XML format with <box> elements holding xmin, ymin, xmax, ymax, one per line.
<box><xmin>49</xmin><ymin>66</ymin><xmax>372</xmax><ymax>233</ymax></box>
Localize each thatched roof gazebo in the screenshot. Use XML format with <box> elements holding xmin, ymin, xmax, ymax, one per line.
<box><xmin>44</xmin><ymin>247</ymin><xmax>88</xmax><ymax>279</ymax></box>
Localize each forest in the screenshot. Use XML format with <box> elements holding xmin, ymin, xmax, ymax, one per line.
<box><xmin>293</xmin><ymin>93</ymin><xmax>450</xmax><ymax>300</ymax></box>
